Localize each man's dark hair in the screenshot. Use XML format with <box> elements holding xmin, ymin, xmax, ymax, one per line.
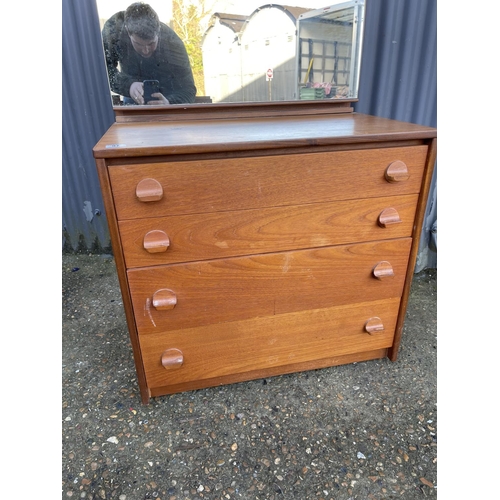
<box><xmin>124</xmin><ymin>2</ymin><xmax>160</xmax><ymax>40</ymax></box>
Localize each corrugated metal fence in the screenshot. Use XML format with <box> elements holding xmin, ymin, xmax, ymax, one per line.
<box><xmin>353</xmin><ymin>0</ymin><xmax>437</xmax><ymax>271</ymax></box>
<box><xmin>62</xmin><ymin>0</ymin><xmax>437</xmax><ymax>270</ymax></box>
<box><xmin>62</xmin><ymin>0</ymin><xmax>115</xmax><ymax>252</ymax></box>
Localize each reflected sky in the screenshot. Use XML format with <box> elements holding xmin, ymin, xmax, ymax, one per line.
<box><xmin>97</xmin><ymin>1</ymin><xmax>329</xmax><ymax>25</ymax></box>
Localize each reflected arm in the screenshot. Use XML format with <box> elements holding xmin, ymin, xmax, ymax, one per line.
<box><xmin>101</xmin><ymin>12</ymin><xmax>136</xmax><ymax>97</ymax></box>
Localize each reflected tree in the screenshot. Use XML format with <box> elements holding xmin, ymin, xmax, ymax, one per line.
<box><xmin>171</xmin><ymin>0</ymin><xmax>216</xmax><ymax>95</ymax></box>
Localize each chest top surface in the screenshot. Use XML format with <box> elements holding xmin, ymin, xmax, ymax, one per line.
<box><xmin>93</xmin><ymin>113</ymin><xmax>437</xmax><ymax>159</ymax></box>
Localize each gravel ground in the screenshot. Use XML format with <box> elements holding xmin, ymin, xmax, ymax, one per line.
<box><xmin>62</xmin><ymin>253</ymin><xmax>437</xmax><ymax>500</ymax></box>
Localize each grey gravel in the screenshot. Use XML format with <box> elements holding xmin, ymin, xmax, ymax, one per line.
<box><xmin>62</xmin><ymin>253</ymin><xmax>437</xmax><ymax>499</ymax></box>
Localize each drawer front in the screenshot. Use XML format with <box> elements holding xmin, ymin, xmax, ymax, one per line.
<box><xmin>128</xmin><ymin>238</ymin><xmax>411</xmax><ymax>333</ymax></box>
<box><xmin>139</xmin><ymin>297</ymin><xmax>401</xmax><ymax>389</ymax></box>
<box><xmin>120</xmin><ymin>194</ymin><xmax>418</xmax><ymax>268</ymax></box>
<box><xmin>109</xmin><ymin>146</ymin><xmax>427</xmax><ymax>220</ymax></box>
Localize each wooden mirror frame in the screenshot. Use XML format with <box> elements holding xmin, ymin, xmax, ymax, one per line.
<box><xmin>113</xmin><ymin>98</ymin><xmax>357</xmax><ymax>122</ymax></box>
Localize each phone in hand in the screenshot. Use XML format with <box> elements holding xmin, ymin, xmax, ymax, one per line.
<box><xmin>143</xmin><ymin>80</ymin><xmax>160</xmax><ymax>103</ymax></box>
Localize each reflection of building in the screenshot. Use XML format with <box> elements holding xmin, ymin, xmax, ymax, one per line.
<box><xmin>201</xmin><ymin>13</ymin><xmax>247</xmax><ymax>103</ymax></box>
<box><xmin>202</xmin><ymin>5</ymin><xmax>309</xmax><ymax>103</ymax></box>
<box><xmin>202</xmin><ymin>3</ymin><xmax>361</xmax><ymax>103</ymax></box>
<box><xmin>240</xmin><ymin>5</ymin><xmax>309</xmax><ymax>102</ymax></box>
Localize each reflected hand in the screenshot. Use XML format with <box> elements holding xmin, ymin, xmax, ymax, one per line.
<box><xmin>147</xmin><ymin>92</ymin><xmax>170</xmax><ymax>105</ymax></box>
<box><xmin>130</xmin><ymin>82</ymin><xmax>144</xmax><ymax>104</ymax></box>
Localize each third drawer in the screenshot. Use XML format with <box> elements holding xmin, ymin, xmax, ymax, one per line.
<box><xmin>127</xmin><ymin>238</ymin><xmax>412</xmax><ymax>334</ymax></box>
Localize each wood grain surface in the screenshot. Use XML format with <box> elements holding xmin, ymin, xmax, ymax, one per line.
<box><xmin>128</xmin><ymin>238</ymin><xmax>411</xmax><ymax>333</ymax></box>
<box><xmin>94</xmin><ymin>113</ymin><xmax>437</xmax><ymax>159</ymax></box>
<box><xmin>108</xmin><ymin>146</ymin><xmax>427</xmax><ymax>220</ymax></box>
<box><xmin>139</xmin><ymin>297</ymin><xmax>400</xmax><ymax>389</ymax></box>
<box><xmin>119</xmin><ymin>195</ymin><xmax>418</xmax><ymax>268</ymax></box>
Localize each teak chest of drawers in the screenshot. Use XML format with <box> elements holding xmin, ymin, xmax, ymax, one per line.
<box><xmin>93</xmin><ymin>111</ymin><xmax>437</xmax><ymax>405</ymax></box>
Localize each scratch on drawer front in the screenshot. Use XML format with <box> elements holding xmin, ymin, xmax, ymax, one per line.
<box><xmin>145</xmin><ymin>298</ymin><xmax>157</xmax><ymax>327</ymax></box>
<box><xmin>215</xmin><ymin>241</ymin><xmax>229</xmax><ymax>248</ymax></box>
<box><xmin>312</xmin><ymin>236</ymin><xmax>330</xmax><ymax>247</ymax></box>
<box><xmin>282</xmin><ymin>254</ymin><xmax>292</xmax><ymax>273</ymax></box>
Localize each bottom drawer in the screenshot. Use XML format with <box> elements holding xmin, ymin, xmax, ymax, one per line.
<box><xmin>139</xmin><ymin>297</ymin><xmax>400</xmax><ymax>393</ymax></box>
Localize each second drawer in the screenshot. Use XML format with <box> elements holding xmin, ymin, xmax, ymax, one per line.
<box><xmin>120</xmin><ymin>194</ymin><xmax>418</xmax><ymax>268</ymax></box>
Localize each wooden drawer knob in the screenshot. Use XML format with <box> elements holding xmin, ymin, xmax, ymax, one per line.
<box><xmin>136</xmin><ymin>178</ymin><xmax>163</xmax><ymax>202</ymax></box>
<box><xmin>143</xmin><ymin>230</ymin><xmax>170</xmax><ymax>253</ymax></box>
<box><xmin>161</xmin><ymin>348</ymin><xmax>184</xmax><ymax>370</ymax></box>
<box><xmin>373</xmin><ymin>260</ymin><xmax>394</xmax><ymax>280</ymax></box>
<box><xmin>152</xmin><ymin>289</ymin><xmax>177</xmax><ymax>310</ymax></box>
<box><xmin>385</xmin><ymin>160</ymin><xmax>409</xmax><ymax>182</ymax></box>
<box><xmin>378</xmin><ymin>207</ymin><xmax>402</xmax><ymax>227</ymax></box>
<box><xmin>372</xmin><ymin>261</ymin><xmax>394</xmax><ymax>279</ymax></box>
<box><xmin>365</xmin><ymin>317</ymin><xmax>384</xmax><ymax>334</ymax></box>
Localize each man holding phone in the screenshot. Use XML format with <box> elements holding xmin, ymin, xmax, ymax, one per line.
<box><xmin>102</xmin><ymin>2</ymin><xmax>196</xmax><ymax>105</ymax></box>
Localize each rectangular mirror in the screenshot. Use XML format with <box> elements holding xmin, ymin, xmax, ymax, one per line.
<box><xmin>96</xmin><ymin>0</ymin><xmax>365</xmax><ymax>108</ymax></box>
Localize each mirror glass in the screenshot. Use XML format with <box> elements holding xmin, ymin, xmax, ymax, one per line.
<box><xmin>96</xmin><ymin>0</ymin><xmax>365</xmax><ymax>106</ymax></box>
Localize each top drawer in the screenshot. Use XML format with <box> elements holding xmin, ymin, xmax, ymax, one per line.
<box><xmin>108</xmin><ymin>146</ymin><xmax>428</xmax><ymax>221</ymax></box>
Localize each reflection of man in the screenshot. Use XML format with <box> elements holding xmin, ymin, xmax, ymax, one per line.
<box><xmin>102</xmin><ymin>2</ymin><xmax>196</xmax><ymax>105</ymax></box>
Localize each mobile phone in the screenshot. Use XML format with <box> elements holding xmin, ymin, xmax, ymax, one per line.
<box><xmin>143</xmin><ymin>80</ymin><xmax>160</xmax><ymax>103</ymax></box>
